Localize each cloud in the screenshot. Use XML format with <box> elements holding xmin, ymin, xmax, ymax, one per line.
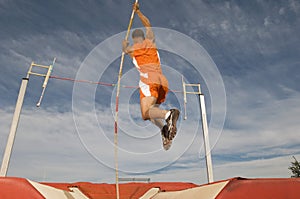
<box><xmin>213</xmin><ymin>79</ymin><xmax>300</xmax><ymax>159</ymax></box>
<box><xmin>264</xmin><ymin>16</ymin><xmax>272</xmax><ymax>26</ymax></box>
<box><xmin>289</xmin><ymin>0</ymin><xmax>300</xmax><ymax>13</ymax></box>
<box><xmin>214</xmin><ymin>154</ymin><xmax>297</xmax><ymax>180</ymax></box>
<box><xmin>125</xmin><ymin>154</ymin><xmax>299</xmax><ymax>184</ymax></box>
<box><xmin>0</xmin><ymin>103</ymin><xmax>202</xmax><ymax>182</ymax></box>
<box><xmin>1</xmin><ymin>82</ymin><xmax>299</xmax><ymax>183</ymax></box>
<box><xmin>0</xmin><ymin>107</ymin><xmax>122</xmax><ymax>182</ymax></box>
<box><xmin>279</xmin><ymin>7</ymin><xmax>286</xmax><ymax>15</ymax></box>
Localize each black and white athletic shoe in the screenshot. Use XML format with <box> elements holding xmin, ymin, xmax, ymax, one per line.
<box><xmin>161</xmin><ymin>125</ymin><xmax>172</xmax><ymax>150</ymax></box>
<box><xmin>165</xmin><ymin>109</ymin><xmax>180</xmax><ymax>140</ymax></box>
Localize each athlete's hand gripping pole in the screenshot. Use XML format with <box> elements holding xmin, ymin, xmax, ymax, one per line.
<box><xmin>114</xmin><ymin>1</ymin><xmax>138</xmax><ymax>199</ymax></box>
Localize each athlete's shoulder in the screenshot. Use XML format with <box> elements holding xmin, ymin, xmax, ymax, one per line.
<box><xmin>144</xmin><ymin>39</ymin><xmax>157</xmax><ymax>49</ymax></box>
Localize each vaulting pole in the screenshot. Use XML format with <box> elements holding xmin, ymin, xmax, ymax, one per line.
<box><xmin>114</xmin><ymin>0</ymin><xmax>138</xmax><ymax>198</ymax></box>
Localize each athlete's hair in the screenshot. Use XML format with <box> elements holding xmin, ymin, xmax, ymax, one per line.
<box><xmin>132</xmin><ymin>29</ymin><xmax>145</xmax><ymax>39</ymax></box>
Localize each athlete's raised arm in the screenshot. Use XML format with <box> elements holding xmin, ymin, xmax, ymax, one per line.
<box><xmin>133</xmin><ymin>3</ymin><xmax>155</xmax><ymax>42</ymax></box>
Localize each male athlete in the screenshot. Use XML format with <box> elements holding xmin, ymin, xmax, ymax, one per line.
<box><xmin>122</xmin><ymin>3</ymin><xmax>180</xmax><ymax>150</ymax></box>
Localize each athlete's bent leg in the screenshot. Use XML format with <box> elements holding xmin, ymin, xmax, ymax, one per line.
<box><xmin>150</xmin><ymin>118</ymin><xmax>164</xmax><ymax>129</ymax></box>
<box><xmin>140</xmin><ymin>96</ymin><xmax>168</xmax><ymax>121</ymax></box>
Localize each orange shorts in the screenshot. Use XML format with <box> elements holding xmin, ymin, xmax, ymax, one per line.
<box><xmin>139</xmin><ymin>73</ymin><xmax>169</xmax><ymax>104</ymax></box>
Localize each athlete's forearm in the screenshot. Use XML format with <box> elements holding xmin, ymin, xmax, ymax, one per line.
<box><xmin>133</xmin><ymin>3</ymin><xmax>154</xmax><ymax>41</ymax></box>
<box><xmin>136</xmin><ymin>10</ymin><xmax>151</xmax><ymax>28</ymax></box>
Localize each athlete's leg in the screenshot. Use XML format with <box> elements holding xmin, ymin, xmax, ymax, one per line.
<box><xmin>150</xmin><ymin>118</ymin><xmax>164</xmax><ymax>129</ymax></box>
<box><xmin>145</xmin><ymin>101</ymin><xmax>172</xmax><ymax>150</ymax></box>
<box><xmin>140</xmin><ymin>96</ymin><xmax>168</xmax><ymax>121</ymax></box>
<box><xmin>149</xmin><ymin>104</ymin><xmax>165</xmax><ymax>129</ymax></box>
<box><xmin>148</xmin><ymin>105</ymin><xmax>169</xmax><ymax>120</ymax></box>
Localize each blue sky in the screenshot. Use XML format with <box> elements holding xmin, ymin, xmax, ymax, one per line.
<box><xmin>0</xmin><ymin>0</ymin><xmax>300</xmax><ymax>184</ymax></box>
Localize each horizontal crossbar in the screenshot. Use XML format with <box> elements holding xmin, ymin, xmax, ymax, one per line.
<box><xmin>31</xmin><ymin>63</ymin><xmax>50</xmax><ymax>69</ymax></box>
<box><xmin>28</xmin><ymin>72</ymin><xmax>47</xmax><ymax>77</ymax></box>
<box><xmin>186</xmin><ymin>91</ymin><xmax>201</xmax><ymax>94</ymax></box>
<box><xmin>184</xmin><ymin>83</ymin><xmax>200</xmax><ymax>87</ymax></box>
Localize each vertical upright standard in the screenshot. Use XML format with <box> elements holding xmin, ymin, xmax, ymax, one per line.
<box><xmin>0</xmin><ymin>59</ymin><xmax>55</xmax><ymax>177</ymax></box>
<box><xmin>182</xmin><ymin>76</ymin><xmax>214</xmax><ymax>183</ymax></box>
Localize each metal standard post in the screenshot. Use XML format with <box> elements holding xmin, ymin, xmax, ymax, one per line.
<box><xmin>0</xmin><ymin>78</ymin><xmax>29</xmax><ymax>176</ymax></box>
<box><xmin>199</xmin><ymin>93</ymin><xmax>214</xmax><ymax>183</ymax></box>
<box><xmin>0</xmin><ymin>60</ymin><xmax>55</xmax><ymax>177</ymax></box>
<box><xmin>182</xmin><ymin>80</ymin><xmax>214</xmax><ymax>183</ymax></box>
<box><xmin>182</xmin><ymin>75</ymin><xmax>187</xmax><ymax>120</ymax></box>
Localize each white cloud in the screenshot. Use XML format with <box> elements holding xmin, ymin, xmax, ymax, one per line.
<box><xmin>279</xmin><ymin>7</ymin><xmax>286</xmax><ymax>15</ymax></box>
<box><xmin>123</xmin><ymin>154</ymin><xmax>299</xmax><ymax>184</ymax></box>
<box><xmin>213</xmin><ymin>78</ymin><xmax>300</xmax><ymax>159</ymax></box>
<box><xmin>264</xmin><ymin>16</ymin><xmax>272</xmax><ymax>27</ymax></box>
<box><xmin>289</xmin><ymin>0</ymin><xmax>300</xmax><ymax>13</ymax></box>
<box><xmin>220</xmin><ymin>20</ymin><xmax>231</xmax><ymax>31</ymax></box>
<box><xmin>1</xmin><ymin>81</ymin><xmax>299</xmax><ymax>183</ymax></box>
<box><xmin>0</xmin><ymin>107</ymin><xmax>111</xmax><ymax>181</ymax></box>
<box><xmin>214</xmin><ymin>154</ymin><xmax>297</xmax><ymax>180</ymax></box>
<box><xmin>0</xmin><ymin>104</ymin><xmax>201</xmax><ymax>181</ymax></box>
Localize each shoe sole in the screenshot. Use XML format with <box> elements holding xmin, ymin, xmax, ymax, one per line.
<box><xmin>161</xmin><ymin>125</ymin><xmax>172</xmax><ymax>150</ymax></box>
<box><xmin>168</xmin><ymin>109</ymin><xmax>180</xmax><ymax>140</ymax></box>
<box><xmin>162</xmin><ymin>136</ymin><xmax>172</xmax><ymax>150</ymax></box>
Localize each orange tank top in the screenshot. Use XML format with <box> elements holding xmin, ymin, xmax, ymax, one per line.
<box><xmin>132</xmin><ymin>39</ymin><xmax>162</xmax><ymax>74</ymax></box>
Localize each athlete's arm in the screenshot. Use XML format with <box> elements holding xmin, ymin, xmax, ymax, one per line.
<box><xmin>122</xmin><ymin>40</ymin><xmax>133</xmax><ymax>56</ymax></box>
<box><xmin>134</xmin><ymin>3</ymin><xmax>155</xmax><ymax>42</ymax></box>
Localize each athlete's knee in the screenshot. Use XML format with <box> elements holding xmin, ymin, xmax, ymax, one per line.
<box><xmin>141</xmin><ymin>114</ymin><xmax>149</xmax><ymax>120</ymax></box>
<box><xmin>141</xmin><ymin>110</ymin><xmax>150</xmax><ymax>120</ymax></box>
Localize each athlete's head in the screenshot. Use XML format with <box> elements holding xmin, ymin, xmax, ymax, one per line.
<box><xmin>132</xmin><ymin>29</ymin><xmax>145</xmax><ymax>43</ymax></box>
